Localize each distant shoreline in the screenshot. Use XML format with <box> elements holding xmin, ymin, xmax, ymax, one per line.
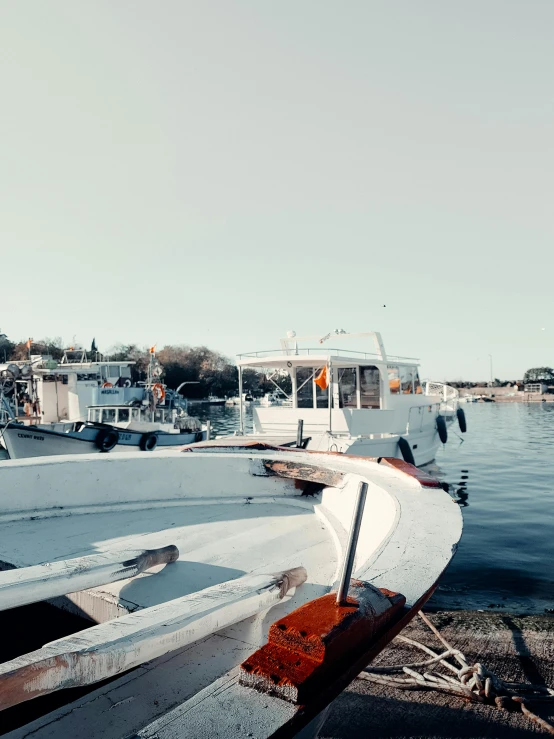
<box><xmin>461</xmin><ymin>389</ymin><xmax>554</xmax><ymax>403</ymax></box>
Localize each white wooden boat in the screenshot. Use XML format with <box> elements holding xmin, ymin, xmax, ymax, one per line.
<box><xmin>0</xmin><ymin>446</ymin><xmax>462</xmax><ymax>737</ymax></box>
<box><xmin>1</xmin><ymin>350</ymin><xmax>207</xmax><ymax>459</ymax></box>
<box><xmin>1</xmin><ymin>405</ymin><xmax>206</xmax><ymax>458</ymax></box>
<box><xmin>227</xmin><ymin>330</ymin><xmax>466</xmax><ymax>466</ymax></box>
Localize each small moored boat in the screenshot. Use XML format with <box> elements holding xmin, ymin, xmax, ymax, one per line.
<box><xmin>0</xmin><ymin>349</ymin><xmax>207</xmax><ymax>459</ymax></box>
<box><xmin>0</xmin><ymin>445</ymin><xmax>462</xmax><ymax>737</ymax></box>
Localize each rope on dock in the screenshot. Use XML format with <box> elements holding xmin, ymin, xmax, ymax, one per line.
<box><xmin>360</xmin><ymin>611</ymin><xmax>554</xmax><ymax>735</ymax></box>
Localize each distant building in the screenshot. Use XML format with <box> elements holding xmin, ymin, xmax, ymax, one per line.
<box><xmin>524</xmin><ymin>383</ymin><xmax>547</xmax><ymax>393</ymax></box>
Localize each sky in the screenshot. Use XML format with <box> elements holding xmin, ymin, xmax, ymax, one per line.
<box><xmin>1</xmin><ymin>1</ymin><xmax>553</xmax><ymax>381</ymax></box>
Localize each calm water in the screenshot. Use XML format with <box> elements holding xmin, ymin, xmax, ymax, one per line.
<box><xmin>195</xmin><ymin>403</ymin><xmax>554</xmax><ymax>614</ymax></box>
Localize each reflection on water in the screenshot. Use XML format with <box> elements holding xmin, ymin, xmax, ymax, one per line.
<box><xmin>423</xmin><ymin>461</ymin><xmax>471</xmax><ymax>507</ymax></box>
<box><xmin>197</xmin><ymin>402</ymin><xmax>553</xmax><ymax>614</ymax></box>
<box><xmin>189</xmin><ymin>404</ymin><xmax>254</xmax><ymax>437</ymax></box>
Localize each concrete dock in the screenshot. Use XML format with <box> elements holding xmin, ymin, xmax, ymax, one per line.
<box><xmin>321</xmin><ymin>611</ymin><xmax>554</xmax><ymax>738</ymax></box>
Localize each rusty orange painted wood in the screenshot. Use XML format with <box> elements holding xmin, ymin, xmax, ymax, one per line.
<box><xmin>239</xmin><ymin>582</ymin><xmax>405</xmax><ymax>704</ymax></box>
<box><xmin>377</xmin><ymin>457</ymin><xmax>442</xmax><ymax>488</ymax></box>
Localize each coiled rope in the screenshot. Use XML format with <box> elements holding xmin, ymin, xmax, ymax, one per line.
<box><xmin>360</xmin><ymin>611</ymin><xmax>554</xmax><ymax>735</ymax></box>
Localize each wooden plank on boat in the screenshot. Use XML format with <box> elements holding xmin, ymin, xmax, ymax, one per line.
<box><xmin>0</xmin><ymin>567</ymin><xmax>307</xmax><ymax>711</ymax></box>
<box><xmin>262</xmin><ymin>460</ymin><xmax>345</xmax><ymax>488</ymax></box>
<box><xmin>0</xmin><ymin>545</ymin><xmax>179</xmax><ymax>612</ymax></box>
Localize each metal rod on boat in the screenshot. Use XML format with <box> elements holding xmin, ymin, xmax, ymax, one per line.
<box><xmin>328</xmin><ymin>361</ymin><xmax>332</xmax><ymax>435</ymax></box>
<box><xmin>238</xmin><ymin>365</ymin><xmax>244</xmax><ymax>435</ymax></box>
<box><xmin>206</xmin><ymin>420</ymin><xmax>211</xmax><ymax>441</ymax></box>
<box><xmin>296</xmin><ymin>419</ymin><xmax>303</xmax><ymax>447</ymax></box>
<box><xmin>336</xmin><ymin>481</ymin><xmax>368</xmax><ymax>606</ymax></box>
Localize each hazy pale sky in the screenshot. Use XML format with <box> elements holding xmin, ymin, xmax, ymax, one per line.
<box><xmin>1</xmin><ymin>1</ymin><xmax>553</xmax><ymax>380</ymax></box>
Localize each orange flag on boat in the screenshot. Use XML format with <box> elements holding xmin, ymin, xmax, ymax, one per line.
<box><xmin>149</xmin><ymin>345</ymin><xmax>156</xmax><ymax>354</ymax></box>
<box><xmin>25</xmin><ymin>338</ymin><xmax>32</xmax><ymax>349</ymax></box>
<box><xmin>314</xmin><ymin>366</ymin><xmax>329</xmax><ymax>391</ymax></box>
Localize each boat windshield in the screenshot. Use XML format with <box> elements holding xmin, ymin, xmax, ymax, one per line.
<box><xmin>290</xmin><ymin>365</ymin><xmax>382</xmax><ymax>410</ymax></box>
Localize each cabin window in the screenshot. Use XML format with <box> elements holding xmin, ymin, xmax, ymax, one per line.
<box><xmin>387</xmin><ymin>366</ymin><xmax>400</xmax><ymax>394</ymax></box>
<box><xmin>89</xmin><ymin>409</ymin><xmax>100</xmax><ymax>422</ymax></box>
<box><xmin>315</xmin><ymin>380</ymin><xmax>329</xmax><ymax>408</ymax></box>
<box><xmin>131</xmin><ymin>408</ymin><xmax>141</xmax><ymax>421</ymax></box>
<box><xmin>400</xmin><ymin>366</ymin><xmax>414</xmax><ymax>394</ymax></box>
<box><xmin>414</xmin><ymin>370</ymin><xmax>423</xmax><ymax>394</ymax></box>
<box><xmin>360</xmin><ymin>366</ymin><xmax>380</xmax><ymax>409</ymax></box>
<box><xmin>338</xmin><ymin>368</ymin><xmax>357</xmax><ymax>408</ymax></box>
<box><xmin>118</xmin><ymin>408</ymin><xmax>130</xmax><ymax>423</ymax></box>
<box><xmin>103</xmin><ymin>408</ymin><xmax>116</xmax><ymax>423</ymax></box>
<box><xmin>108</xmin><ymin>366</ymin><xmax>120</xmax><ymax>378</ymax></box>
<box><xmin>296</xmin><ymin>367</ymin><xmax>315</xmax><ymax>408</ymax></box>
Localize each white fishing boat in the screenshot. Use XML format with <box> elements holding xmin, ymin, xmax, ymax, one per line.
<box><xmin>0</xmin><ymin>445</ymin><xmax>462</xmax><ymax>738</ymax></box>
<box><xmin>256</xmin><ymin>392</ymin><xmax>285</xmax><ymax>407</ymax></box>
<box><xmin>0</xmin><ymin>347</ymin><xmax>138</xmax><ymax>425</ymax></box>
<box><xmin>1</xmin><ymin>350</ymin><xmax>207</xmax><ymax>459</ymax></box>
<box><xmin>1</xmin><ymin>404</ymin><xmax>206</xmax><ymax>458</ymax></box>
<box><xmin>226</xmin><ymin>394</ymin><xmax>254</xmax><ymax>406</ymax></box>
<box><xmin>188</xmin><ymin>395</ymin><xmax>227</xmax><ymax>406</ymax></box>
<box><xmin>208</xmin><ymin>330</ymin><xmax>466</xmax><ymax>466</ymax></box>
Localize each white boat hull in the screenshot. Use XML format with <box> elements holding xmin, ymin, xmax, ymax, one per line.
<box><xmin>0</xmin><ymin>448</ymin><xmax>462</xmax><ymax>738</ymax></box>
<box><xmin>1</xmin><ymin>425</ymin><xmax>204</xmax><ymax>459</ymax></box>
<box><xmin>304</xmin><ymin>427</ymin><xmax>441</xmax><ymax>466</ymax></box>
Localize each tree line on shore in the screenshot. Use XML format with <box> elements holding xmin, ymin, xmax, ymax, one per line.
<box><xmin>2</xmin><ymin>332</ymin><xmax>551</xmax><ymax>393</ymax></box>
<box><xmin>0</xmin><ymin>334</ymin><xmax>278</xmax><ymax>399</ymax></box>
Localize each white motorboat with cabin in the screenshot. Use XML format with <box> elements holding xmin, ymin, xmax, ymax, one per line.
<box><xmin>219</xmin><ymin>330</ymin><xmax>466</xmax><ymax>467</ymax></box>
<box><xmin>0</xmin><ymin>348</ymin><xmax>207</xmax><ymax>459</ymax></box>
<box><xmin>0</xmin><ymin>445</ymin><xmax>462</xmax><ymax>737</ymax></box>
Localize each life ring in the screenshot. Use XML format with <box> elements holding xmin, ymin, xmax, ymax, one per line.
<box><xmin>96</xmin><ymin>428</ymin><xmax>119</xmax><ymax>452</ymax></box>
<box><xmin>457</xmin><ymin>407</ymin><xmax>467</xmax><ymax>433</ymax></box>
<box><xmin>140</xmin><ymin>432</ymin><xmax>158</xmax><ymax>452</ymax></box>
<box><xmin>152</xmin><ymin>383</ymin><xmax>166</xmax><ymax>403</ymax></box>
<box><xmin>436</xmin><ymin>415</ymin><xmax>448</xmax><ymax>444</ymax></box>
<box><xmin>102</xmin><ymin>382</ymin><xmax>113</xmax><ymax>388</ymax></box>
<box><xmin>398</xmin><ymin>436</ymin><xmax>415</xmax><ymax>466</ymax></box>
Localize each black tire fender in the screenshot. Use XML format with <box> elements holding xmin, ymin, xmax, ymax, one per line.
<box><xmin>436</xmin><ymin>415</ymin><xmax>448</xmax><ymax>444</ymax></box>
<box><xmin>457</xmin><ymin>407</ymin><xmax>467</xmax><ymax>433</ymax></box>
<box><xmin>96</xmin><ymin>428</ymin><xmax>119</xmax><ymax>452</ymax></box>
<box><xmin>140</xmin><ymin>432</ymin><xmax>158</xmax><ymax>452</ymax></box>
<box><xmin>398</xmin><ymin>436</ymin><xmax>415</xmax><ymax>466</ymax></box>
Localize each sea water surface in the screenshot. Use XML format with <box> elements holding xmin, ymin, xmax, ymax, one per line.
<box><xmin>194</xmin><ymin>402</ymin><xmax>554</xmax><ymax>614</ymax></box>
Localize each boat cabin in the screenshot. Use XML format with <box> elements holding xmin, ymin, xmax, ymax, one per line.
<box><xmin>6</xmin><ymin>350</ymin><xmax>136</xmax><ymax>424</ymax></box>
<box><xmin>237</xmin><ymin>331</ymin><xmax>434</xmax><ymax>440</ymax></box>
<box><xmin>87</xmin><ymin>404</ymin><xmax>177</xmax><ymax>428</ymax></box>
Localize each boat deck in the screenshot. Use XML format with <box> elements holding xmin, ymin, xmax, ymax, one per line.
<box><xmin>0</xmin><ymin>499</ymin><xmax>338</xmax><ymax>622</ymax></box>
<box><xmin>0</xmin><ymin>449</ymin><xmax>462</xmax><ymax>739</ymax></box>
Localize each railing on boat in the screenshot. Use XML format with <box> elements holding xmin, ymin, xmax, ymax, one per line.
<box><xmin>424</xmin><ymin>381</ymin><xmax>459</xmax><ymax>402</ymax></box>
<box><xmin>237</xmin><ymin>348</ymin><xmax>419</xmax><ymax>362</ymax></box>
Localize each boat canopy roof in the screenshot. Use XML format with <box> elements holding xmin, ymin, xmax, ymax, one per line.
<box><xmin>237</xmin><ymin>330</ymin><xmax>419</xmax><ymax>369</ymax></box>
<box><xmin>237</xmin><ymin>352</ymin><xmax>418</xmax><ymax>369</ymax></box>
